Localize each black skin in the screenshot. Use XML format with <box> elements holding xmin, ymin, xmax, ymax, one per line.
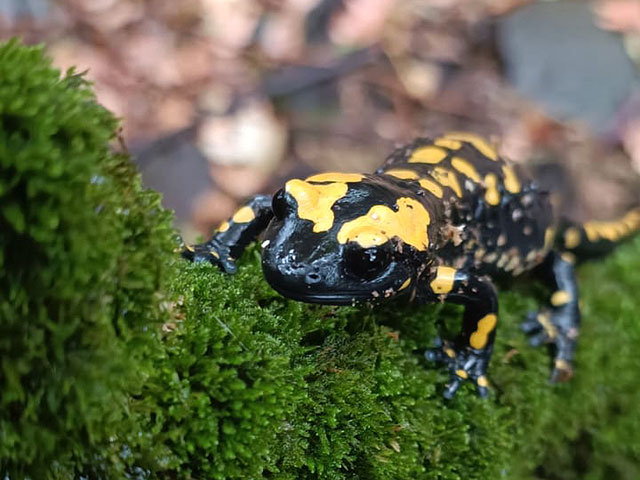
<box><xmin>182</xmin><ymin>134</ymin><xmax>622</xmax><ymax>398</ymax></box>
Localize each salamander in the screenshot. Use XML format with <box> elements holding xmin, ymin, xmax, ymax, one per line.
<box><xmin>182</xmin><ymin>132</ymin><xmax>640</xmax><ymax>398</ymax></box>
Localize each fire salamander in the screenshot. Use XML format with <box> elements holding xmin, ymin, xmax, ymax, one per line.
<box><xmin>182</xmin><ymin>132</ymin><xmax>640</xmax><ymax>398</ymax></box>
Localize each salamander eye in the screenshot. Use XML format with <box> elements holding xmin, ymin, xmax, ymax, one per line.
<box><xmin>344</xmin><ymin>242</ymin><xmax>392</xmax><ymax>280</ymax></box>
<box><xmin>272</xmin><ymin>188</ymin><xmax>291</xmax><ymax>220</ymax></box>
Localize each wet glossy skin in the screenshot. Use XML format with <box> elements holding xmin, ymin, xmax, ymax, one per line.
<box><xmin>261</xmin><ymin>174</ymin><xmax>430</xmax><ymax>305</ymax></box>
<box><xmin>183</xmin><ymin>132</ymin><xmax>640</xmax><ymax>398</ymax></box>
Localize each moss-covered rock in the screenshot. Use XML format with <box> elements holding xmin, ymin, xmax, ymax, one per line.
<box><xmin>2</xmin><ymin>38</ymin><xmax>639</xmax><ymax>480</ymax></box>
<box><xmin>0</xmin><ymin>39</ymin><xmax>176</xmax><ymax>478</ymax></box>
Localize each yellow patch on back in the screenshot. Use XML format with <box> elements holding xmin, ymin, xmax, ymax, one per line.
<box><xmin>218</xmin><ymin>221</ymin><xmax>230</xmax><ymax>233</ymax></box>
<box><xmin>451</xmin><ymin>157</ymin><xmax>481</xmax><ymax>182</ymax></box>
<box><xmin>384</xmin><ymin>169</ymin><xmax>445</xmax><ymax>198</ymax></box>
<box><xmin>501</xmin><ymin>165</ymin><xmax>521</xmax><ymax>194</ymax></box>
<box><xmin>564</xmin><ymin>227</ymin><xmax>581</xmax><ymax>249</ymax></box>
<box><xmin>408</xmin><ymin>146</ymin><xmax>448</xmax><ymax>164</ymax></box>
<box><xmin>434</xmin><ymin>138</ymin><xmax>463</xmax><ymax>150</ymax></box>
<box><xmin>286</xmin><ymin>179</ymin><xmax>349</xmax><ymax>233</ymax></box>
<box><xmin>399</xmin><ymin>278</ymin><xmax>411</xmax><ymax>291</ymax></box>
<box><xmin>232</xmin><ymin>206</ymin><xmax>255</xmax><ymax>223</ymax></box>
<box><xmin>430</xmin><ymin>167</ymin><xmax>462</xmax><ymax>197</ymax></box>
<box><xmin>443</xmin><ymin>132</ymin><xmax>498</xmax><ymax>160</ymax></box>
<box><xmin>337</xmin><ymin>197</ymin><xmax>431</xmax><ymax>250</ymax></box>
<box><xmin>385</xmin><ymin>169</ymin><xmax>420</xmax><ymax>180</ymax></box>
<box><xmin>469</xmin><ymin>313</ymin><xmax>498</xmax><ymax>349</ymax></box>
<box><xmin>418</xmin><ymin>178</ymin><xmax>444</xmax><ymax>198</ymax></box>
<box><xmin>306</xmin><ymin>172</ymin><xmax>364</xmax><ymax>183</ymax></box>
<box><xmin>484</xmin><ymin>173</ymin><xmax>500</xmax><ymax>206</ymax></box>
<box><xmin>430</xmin><ymin>266</ymin><xmax>457</xmax><ymax>294</ymax></box>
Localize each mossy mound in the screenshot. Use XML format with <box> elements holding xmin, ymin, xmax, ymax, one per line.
<box><xmin>0</xmin><ymin>39</ymin><xmax>176</xmax><ymax>478</ymax></box>
<box><xmin>141</xmin><ymin>237</ymin><xmax>639</xmax><ymax>479</ymax></box>
<box><xmin>1</xmin><ymin>38</ymin><xmax>639</xmax><ymax>479</ymax></box>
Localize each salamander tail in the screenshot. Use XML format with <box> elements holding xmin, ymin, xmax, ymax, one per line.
<box><xmin>559</xmin><ymin>208</ymin><xmax>640</xmax><ymax>258</ymax></box>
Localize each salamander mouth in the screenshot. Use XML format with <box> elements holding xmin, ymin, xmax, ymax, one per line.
<box><xmin>261</xmin><ymin>258</ymin><xmax>412</xmax><ymax>306</ymax></box>
<box><xmin>266</xmin><ymin>281</ymin><xmax>370</xmax><ymax>306</ymax></box>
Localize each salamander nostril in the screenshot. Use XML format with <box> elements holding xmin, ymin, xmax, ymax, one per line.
<box><xmin>305</xmin><ymin>271</ymin><xmax>322</xmax><ymax>284</ymax></box>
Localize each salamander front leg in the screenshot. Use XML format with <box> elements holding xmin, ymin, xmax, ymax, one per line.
<box><xmin>425</xmin><ymin>267</ymin><xmax>499</xmax><ymax>398</ymax></box>
<box><xmin>182</xmin><ymin>195</ymin><xmax>273</xmax><ymax>273</ymax></box>
<box><xmin>521</xmin><ymin>252</ymin><xmax>580</xmax><ymax>381</ymax></box>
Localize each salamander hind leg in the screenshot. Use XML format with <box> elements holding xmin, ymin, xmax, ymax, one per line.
<box><xmin>425</xmin><ymin>267</ymin><xmax>498</xmax><ymax>398</ymax></box>
<box><xmin>521</xmin><ymin>251</ymin><xmax>581</xmax><ymax>382</ymax></box>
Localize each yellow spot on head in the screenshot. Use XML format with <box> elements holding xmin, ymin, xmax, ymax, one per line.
<box><xmin>218</xmin><ymin>221</ymin><xmax>230</xmax><ymax>233</ymax></box>
<box><xmin>286</xmin><ymin>179</ymin><xmax>349</xmax><ymax>233</ymax></box>
<box><xmin>232</xmin><ymin>206</ymin><xmax>255</xmax><ymax>223</ymax></box>
<box><xmin>337</xmin><ymin>197</ymin><xmax>431</xmax><ymax>250</ymax></box>
<box><xmin>550</xmin><ymin>290</ymin><xmax>571</xmax><ymax>307</ymax></box>
<box><xmin>430</xmin><ymin>266</ymin><xmax>457</xmax><ymax>294</ymax></box>
<box><xmin>339</xmin><ymin>227</ymin><xmax>386</xmax><ymax>248</ymax></box>
<box><xmin>408</xmin><ymin>146</ymin><xmax>448</xmax><ymax>164</ymax></box>
<box><xmin>469</xmin><ymin>313</ymin><xmax>497</xmax><ymax>350</ymax></box>
<box><xmin>564</xmin><ymin>227</ymin><xmax>581</xmax><ymax>249</ymax></box>
<box><xmin>385</xmin><ymin>169</ymin><xmax>420</xmax><ymax>180</ymax></box>
<box><xmin>399</xmin><ymin>277</ymin><xmax>411</xmax><ymax>291</ymax></box>
<box><xmin>451</xmin><ymin>157</ymin><xmax>481</xmax><ymax>182</ymax></box>
<box><xmin>306</xmin><ymin>172</ymin><xmax>364</xmax><ymax>183</ymax></box>
<box><xmin>484</xmin><ymin>173</ymin><xmax>500</xmax><ymax>206</ymax></box>
<box><xmin>185</xmin><ymin>244</ymin><xmax>195</xmax><ymax>252</ymax></box>
<box><xmin>430</xmin><ymin>167</ymin><xmax>462</xmax><ymax>197</ymax></box>
<box><xmin>445</xmin><ymin>348</ymin><xmax>456</xmax><ymax>358</ymax></box>
<box><xmin>501</xmin><ymin>165</ymin><xmax>521</xmax><ymax>194</ymax></box>
<box><xmin>418</xmin><ymin>178</ymin><xmax>444</xmax><ymax>198</ymax></box>
<box><xmin>443</xmin><ymin>132</ymin><xmax>498</xmax><ymax>160</ymax></box>
<box><xmin>434</xmin><ymin>138</ymin><xmax>463</xmax><ymax>150</ymax></box>
<box><xmin>455</xmin><ymin>369</ymin><xmax>469</xmax><ymax>379</ymax></box>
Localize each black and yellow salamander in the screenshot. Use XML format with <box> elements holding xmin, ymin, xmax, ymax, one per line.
<box><xmin>182</xmin><ymin>132</ymin><xmax>640</xmax><ymax>398</ymax></box>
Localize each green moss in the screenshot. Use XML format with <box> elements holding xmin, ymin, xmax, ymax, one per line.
<box><xmin>0</xmin><ymin>39</ymin><xmax>176</xmax><ymax>478</ymax></box>
<box><xmin>2</xmin><ymin>38</ymin><xmax>640</xmax><ymax>480</ymax></box>
<box><xmin>136</xmin><ymin>236</ymin><xmax>639</xmax><ymax>479</ymax></box>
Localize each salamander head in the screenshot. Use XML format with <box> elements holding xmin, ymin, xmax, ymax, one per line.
<box><xmin>260</xmin><ymin>173</ymin><xmax>432</xmax><ymax>305</ymax></box>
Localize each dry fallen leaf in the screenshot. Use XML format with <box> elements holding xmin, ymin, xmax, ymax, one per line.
<box><xmin>197</xmin><ymin>100</ymin><xmax>288</xmax><ymax>173</ymax></box>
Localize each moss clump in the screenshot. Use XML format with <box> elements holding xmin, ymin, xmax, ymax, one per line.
<box><xmin>2</xmin><ymin>38</ymin><xmax>640</xmax><ymax>479</ymax></box>
<box><xmin>136</xmin><ymin>237</ymin><xmax>639</xmax><ymax>479</ymax></box>
<box><xmin>0</xmin><ymin>39</ymin><xmax>176</xmax><ymax>478</ymax></box>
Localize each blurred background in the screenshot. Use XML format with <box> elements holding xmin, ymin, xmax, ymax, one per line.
<box><xmin>2</xmin><ymin>0</ymin><xmax>640</xmax><ymax>242</ymax></box>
